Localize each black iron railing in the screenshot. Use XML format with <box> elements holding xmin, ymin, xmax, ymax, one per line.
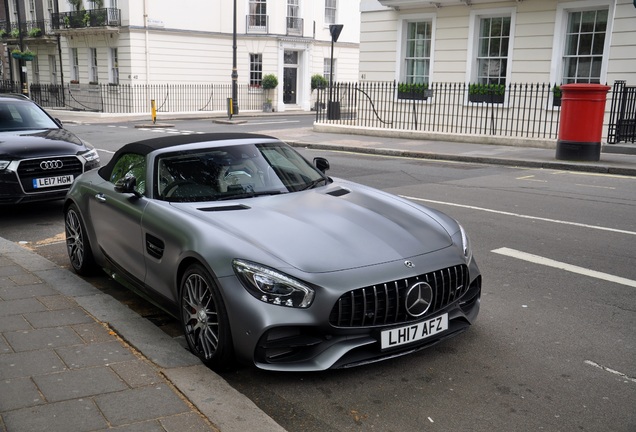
<box><xmin>315</xmin><ymin>81</ymin><xmax>565</xmax><ymax>140</ymax></box>
<box><xmin>51</xmin><ymin>8</ymin><xmax>121</xmax><ymax>30</ymax></box>
<box><xmin>286</xmin><ymin>17</ymin><xmax>303</xmax><ymax>35</ymax></box>
<box><xmin>23</xmin><ymin>82</ymin><xmax>264</xmax><ymax>114</ymax></box>
<box><xmin>608</xmin><ymin>80</ymin><xmax>636</xmax><ymax>144</ymax></box>
<box><xmin>246</xmin><ymin>14</ymin><xmax>268</xmax><ymax>33</ymax></box>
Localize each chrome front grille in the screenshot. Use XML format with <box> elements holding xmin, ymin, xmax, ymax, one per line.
<box><xmin>329</xmin><ymin>265</ymin><xmax>469</xmax><ymax>328</ymax></box>
<box><xmin>17</xmin><ymin>156</ymin><xmax>83</xmax><ymax>192</ymax></box>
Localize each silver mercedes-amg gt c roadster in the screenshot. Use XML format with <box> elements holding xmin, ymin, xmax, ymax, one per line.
<box><xmin>64</xmin><ymin>133</ymin><xmax>481</xmax><ymax>371</ymax></box>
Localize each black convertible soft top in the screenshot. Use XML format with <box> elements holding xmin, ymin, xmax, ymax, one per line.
<box><xmin>98</xmin><ymin>132</ymin><xmax>277</xmax><ymax>181</ymax></box>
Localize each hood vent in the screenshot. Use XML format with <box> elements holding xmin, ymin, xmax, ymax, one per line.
<box><xmin>327</xmin><ymin>188</ymin><xmax>350</xmax><ymax>197</ymax></box>
<box><xmin>198</xmin><ymin>204</ymin><xmax>251</xmax><ymax>212</ymax></box>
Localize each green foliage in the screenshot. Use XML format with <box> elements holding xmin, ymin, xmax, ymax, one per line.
<box><xmin>397</xmin><ymin>82</ymin><xmax>429</xmax><ymax>94</ymax></box>
<box><xmin>311</xmin><ymin>74</ymin><xmax>328</xmax><ymax>91</ymax></box>
<box><xmin>261</xmin><ymin>74</ymin><xmax>278</xmax><ymax>90</ymax></box>
<box><xmin>10</xmin><ymin>28</ymin><xmax>20</xmax><ymax>38</ymax></box>
<box><xmin>28</xmin><ymin>27</ymin><xmax>42</xmax><ymax>37</ymax></box>
<box><xmin>0</xmin><ymin>29</ymin><xmax>7</xmax><ymax>38</ymax></box>
<box><xmin>469</xmin><ymin>83</ymin><xmax>505</xmax><ymax>96</ymax></box>
<box><xmin>552</xmin><ymin>85</ymin><xmax>562</xmax><ymax>98</ymax></box>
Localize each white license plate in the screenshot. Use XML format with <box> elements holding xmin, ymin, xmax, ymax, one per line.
<box><xmin>32</xmin><ymin>174</ymin><xmax>74</xmax><ymax>189</ymax></box>
<box><xmin>381</xmin><ymin>313</ymin><xmax>448</xmax><ymax>349</ymax></box>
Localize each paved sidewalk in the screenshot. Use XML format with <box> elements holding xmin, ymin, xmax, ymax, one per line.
<box><xmin>0</xmin><ymin>238</ymin><xmax>286</xmax><ymax>432</ymax></box>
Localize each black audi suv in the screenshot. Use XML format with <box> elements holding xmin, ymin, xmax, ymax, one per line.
<box><xmin>0</xmin><ymin>94</ymin><xmax>100</xmax><ymax>204</ymax></box>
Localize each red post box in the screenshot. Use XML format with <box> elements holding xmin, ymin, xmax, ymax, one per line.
<box><xmin>556</xmin><ymin>83</ymin><xmax>610</xmax><ymax>161</ymax></box>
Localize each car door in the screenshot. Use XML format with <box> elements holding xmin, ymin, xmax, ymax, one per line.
<box><xmin>88</xmin><ymin>153</ymin><xmax>148</xmax><ymax>284</ymax></box>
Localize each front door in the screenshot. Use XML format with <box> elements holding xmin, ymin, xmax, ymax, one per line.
<box><xmin>283</xmin><ymin>50</ymin><xmax>299</xmax><ymax>105</ymax></box>
<box><xmin>283</xmin><ymin>67</ymin><xmax>297</xmax><ymax>104</ymax></box>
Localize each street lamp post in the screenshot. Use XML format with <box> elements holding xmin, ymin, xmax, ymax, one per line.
<box><xmin>327</xmin><ymin>24</ymin><xmax>343</xmax><ymax>120</ymax></box>
<box><xmin>230</xmin><ymin>0</ymin><xmax>239</xmax><ymax>118</ymax></box>
<box><xmin>15</xmin><ymin>0</ymin><xmax>28</xmax><ymax>96</ymax></box>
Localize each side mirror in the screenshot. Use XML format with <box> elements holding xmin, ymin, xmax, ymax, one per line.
<box><xmin>313</xmin><ymin>157</ymin><xmax>330</xmax><ymax>173</ymax></box>
<box><xmin>114</xmin><ymin>175</ymin><xmax>142</xmax><ymax>197</ymax></box>
<box><xmin>54</xmin><ymin>118</ymin><xmax>63</xmax><ymax>128</ymax></box>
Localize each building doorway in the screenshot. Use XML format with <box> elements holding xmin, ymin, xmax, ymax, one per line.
<box><xmin>283</xmin><ymin>50</ymin><xmax>298</xmax><ymax>104</ymax></box>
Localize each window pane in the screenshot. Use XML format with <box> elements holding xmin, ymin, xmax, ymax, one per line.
<box><xmin>580</xmin><ymin>11</ymin><xmax>596</xmax><ymax>32</ymax></box>
<box><xmin>476</xmin><ymin>16</ymin><xmax>510</xmax><ymax>85</ymax></box>
<box><xmin>592</xmin><ymin>33</ymin><xmax>605</xmax><ymax>55</ymax></box>
<box><xmin>489</xmin><ymin>38</ymin><xmax>500</xmax><ymax>57</ymax></box>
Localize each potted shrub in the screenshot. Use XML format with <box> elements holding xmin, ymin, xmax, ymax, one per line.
<box><xmin>468</xmin><ymin>83</ymin><xmax>505</xmax><ymax>103</ymax></box>
<box><xmin>63</xmin><ymin>16</ymin><xmax>71</xmax><ymax>28</ymax></box>
<box><xmin>552</xmin><ymin>85</ymin><xmax>562</xmax><ymax>107</ymax></box>
<box><xmin>261</xmin><ymin>74</ymin><xmax>278</xmax><ymax>112</ymax></box>
<box><xmin>0</xmin><ymin>29</ymin><xmax>7</xmax><ymax>38</ymax></box>
<box><xmin>311</xmin><ymin>74</ymin><xmax>328</xmax><ymax>110</ymax></box>
<box><xmin>11</xmin><ymin>48</ymin><xmax>22</xmax><ymax>59</ymax></box>
<box><xmin>397</xmin><ymin>82</ymin><xmax>433</xmax><ymax>100</ymax></box>
<box><xmin>28</xmin><ymin>28</ymin><xmax>42</xmax><ymax>37</ymax></box>
<box><xmin>10</xmin><ymin>28</ymin><xmax>20</xmax><ymax>38</ymax></box>
<box><xmin>83</xmin><ymin>12</ymin><xmax>91</xmax><ymax>27</ymax></box>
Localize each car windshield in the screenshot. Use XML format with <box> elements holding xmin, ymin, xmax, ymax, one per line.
<box><xmin>155</xmin><ymin>142</ymin><xmax>327</xmax><ymax>202</ymax></box>
<box><xmin>0</xmin><ymin>99</ymin><xmax>59</xmax><ymax>131</ymax></box>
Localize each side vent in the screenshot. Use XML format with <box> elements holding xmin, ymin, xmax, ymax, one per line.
<box><xmin>327</xmin><ymin>188</ymin><xmax>350</xmax><ymax>197</ymax></box>
<box><xmin>146</xmin><ymin>234</ymin><xmax>165</xmax><ymax>260</ymax></box>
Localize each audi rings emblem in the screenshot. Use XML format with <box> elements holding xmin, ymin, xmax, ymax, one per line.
<box><xmin>405</xmin><ymin>282</ymin><xmax>433</xmax><ymax>317</ymax></box>
<box><xmin>40</xmin><ymin>160</ymin><xmax>64</xmax><ymax>170</ymax></box>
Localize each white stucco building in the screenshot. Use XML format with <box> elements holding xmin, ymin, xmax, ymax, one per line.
<box><xmin>359</xmin><ymin>0</ymin><xmax>635</xmax><ymax>87</ymax></box>
<box><xmin>2</xmin><ymin>0</ymin><xmax>360</xmax><ymax>112</ymax></box>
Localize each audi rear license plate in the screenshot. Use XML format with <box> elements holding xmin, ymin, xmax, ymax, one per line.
<box><xmin>32</xmin><ymin>174</ymin><xmax>74</xmax><ymax>189</ymax></box>
<box><xmin>381</xmin><ymin>313</ymin><xmax>448</xmax><ymax>349</ymax></box>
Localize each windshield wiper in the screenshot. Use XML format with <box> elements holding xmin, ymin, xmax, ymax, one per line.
<box><xmin>215</xmin><ymin>190</ymin><xmax>286</xmax><ymax>201</ymax></box>
<box><xmin>299</xmin><ymin>178</ymin><xmax>327</xmax><ymax>191</ymax></box>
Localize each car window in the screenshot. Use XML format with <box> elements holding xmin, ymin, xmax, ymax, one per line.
<box><xmin>110</xmin><ymin>153</ymin><xmax>146</xmax><ymax>195</ymax></box>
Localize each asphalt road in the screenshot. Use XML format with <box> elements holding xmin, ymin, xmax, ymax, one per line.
<box><xmin>2</xmin><ymin>119</ymin><xmax>635</xmax><ymax>431</ymax></box>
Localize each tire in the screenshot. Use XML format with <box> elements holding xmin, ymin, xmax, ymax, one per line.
<box><xmin>64</xmin><ymin>204</ymin><xmax>99</xmax><ymax>276</ymax></box>
<box><xmin>180</xmin><ymin>263</ymin><xmax>234</xmax><ymax>370</ymax></box>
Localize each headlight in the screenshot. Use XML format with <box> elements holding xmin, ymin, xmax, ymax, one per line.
<box><xmin>453</xmin><ymin>223</ymin><xmax>472</xmax><ymax>264</ymax></box>
<box><xmin>0</xmin><ymin>160</ymin><xmax>9</xmax><ymax>170</ymax></box>
<box><xmin>233</xmin><ymin>259</ymin><xmax>315</xmax><ymax>308</ymax></box>
<box><xmin>81</xmin><ymin>148</ymin><xmax>100</xmax><ymax>162</ymax></box>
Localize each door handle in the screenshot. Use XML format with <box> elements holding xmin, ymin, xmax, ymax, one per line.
<box><xmin>95</xmin><ymin>193</ymin><xmax>106</xmax><ymax>202</ymax></box>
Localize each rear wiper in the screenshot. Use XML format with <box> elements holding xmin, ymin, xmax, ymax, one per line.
<box><xmin>215</xmin><ymin>190</ymin><xmax>286</xmax><ymax>201</ymax></box>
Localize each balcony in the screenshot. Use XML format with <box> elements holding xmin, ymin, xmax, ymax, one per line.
<box><xmin>51</xmin><ymin>8</ymin><xmax>121</xmax><ymax>30</ymax></box>
<box><xmin>0</xmin><ymin>19</ymin><xmax>56</xmax><ymax>39</ymax></box>
<box><xmin>246</xmin><ymin>14</ymin><xmax>268</xmax><ymax>33</ymax></box>
<box><xmin>286</xmin><ymin>17</ymin><xmax>303</xmax><ymax>36</ymax></box>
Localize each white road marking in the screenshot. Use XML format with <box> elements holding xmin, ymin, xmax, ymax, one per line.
<box><xmin>401</xmin><ymin>196</ymin><xmax>636</xmax><ymax>237</ymax></box>
<box><xmin>491</xmin><ymin>247</ymin><xmax>636</xmax><ymax>288</ymax></box>
<box><xmin>584</xmin><ymin>360</ymin><xmax>636</xmax><ymax>383</ymax></box>
<box><xmin>247</xmin><ymin>120</ymin><xmax>300</xmax><ymax>125</ymax></box>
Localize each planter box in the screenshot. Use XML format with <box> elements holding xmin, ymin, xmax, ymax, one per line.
<box><xmin>552</xmin><ymin>97</ymin><xmax>561</xmax><ymax>107</ymax></box>
<box><xmin>398</xmin><ymin>89</ymin><xmax>433</xmax><ymax>101</ymax></box>
<box><xmin>469</xmin><ymin>94</ymin><xmax>504</xmax><ymax>104</ymax></box>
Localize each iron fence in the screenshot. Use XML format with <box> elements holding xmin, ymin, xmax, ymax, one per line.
<box><xmin>22</xmin><ymin>83</ymin><xmax>264</xmax><ymax>114</ymax></box>
<box><xmin>607</xmin><ymin>80</ymin><xmax>636</xmax><ymax>144</ymax></box>
<box><xmin>315</xmin><ymin>81</ymin><xmax>564</xmax><ymax>140</ymax></box>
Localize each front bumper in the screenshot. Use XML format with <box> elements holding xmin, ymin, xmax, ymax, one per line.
<box><xmin>220</xmin><ymin>249</ymin><xmax>482</xmax><ymax>372</ymax></box>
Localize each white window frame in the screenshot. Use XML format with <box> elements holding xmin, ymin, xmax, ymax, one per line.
<box><xmin>109</xmin><ymin>48</ymin><xmax>118</xmax><ymax>84</ymax></box>
<box><xmin>89</xmin><ymin>48</ymin><xmax>98</xmax><ymax>83</ymax></box>
<box><xmin>466</xmin><ymin>7</ymin><xmax>516</xmax><ymax>87</ymax></box>
<box><xmin>395</xmin><ymin>13</ymin><xmax>436</xmax><ymax>85</ymax></box>
<box><xmin>325</xmin><ymin>0</ymin><xmax>337</xmax><ymax>25</ymax></box>
<box><xmin>323</xmin><ymin>57</ymin><xmax>336</xmax><ymax>83</ymax></box>
<box><xmin>32</xmin><ymin>56</ymin><xmax>39</xmax><ymax>84</ymax></box>
<box><xmin>549</xmin><ymin>0</ymin><xmax>615</xmax><ymax>86</ymax></box>
<box><xmin>70</xmin><ymin>48</ymin><xmax>79</xmax><ymax>82</ymax></box>
<box><xmin>249</xmin><ymin>53</ymin><xmax>263</xmax><ymax>88</ymax></box>
<box><xmin>49</xmin><ymin>55</ymin><xmax>57</xmax><ymax>84</ymax></box>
